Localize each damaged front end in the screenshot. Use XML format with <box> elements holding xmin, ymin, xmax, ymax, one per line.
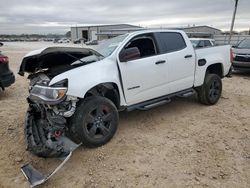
<box><xmin>20</xmin><ymin>47</ymin><xmax>102</xmax><ymax>157</ymax></box>
<box><xmin>25</xmin><ymin>74</ymin><xmax>78</xmax><ymax>158</ymax></box>
<box><xmin>19</xmin><ymin>47</ymin><xmax>100</xmax><ymax>186</ymax></box>
<box><xmin>22</xmin><ymin>73</ymin><xmax>81</xmax><ymax>187</ymax></box>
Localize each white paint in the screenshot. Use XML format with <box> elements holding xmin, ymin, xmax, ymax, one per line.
<box><xmin>29</xmin><ymin>30</ymin><xmax>231</xmax><ymax>107</ymax></box>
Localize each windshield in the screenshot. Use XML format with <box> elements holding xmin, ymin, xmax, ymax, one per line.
<box><xmin>238</xmin><ymin>39</ymin><xmax>250</xmax><ymax>49</ymax></box>
<box><xmin>93</xmin><ymin>34</ymin><xmax>128</xmax><ymax>57</ymax></box>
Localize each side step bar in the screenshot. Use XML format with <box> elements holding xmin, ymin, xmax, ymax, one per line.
<box><xmin>177</xmin><ymin>90</ymin><xmax>195</xmax><ymax>98</ymax></box>
<box><xmin>136</xmin><ymin>98</ymin><xmax>171</xmax><ymax>111</ymax></box>
<box><xmin>127</xmin><ymin>88</ymin><xmax>195</xmax><ymax>111</ymax></box>
<box><xmin>21</xmin><ymin>137</ymin><xmax>81</xmax><ymax>187</ymax></box>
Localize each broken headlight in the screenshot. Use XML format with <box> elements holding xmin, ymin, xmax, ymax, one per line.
<box><xmin>29</xmin><ymin>79</ymin><xmax>68</xmax><ymax>104</ymax></box>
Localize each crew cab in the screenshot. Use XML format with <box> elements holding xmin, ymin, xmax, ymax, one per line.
<box><xmin>19</xmin><ymin>30</ymin><xmax>232</xmax><ymax>158</ymax></box>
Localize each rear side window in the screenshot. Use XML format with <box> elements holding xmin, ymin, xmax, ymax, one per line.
<box><xmin>156</xmin><ymin>32</ymin><xmax>187</xmax><ymax>53</ymax></box>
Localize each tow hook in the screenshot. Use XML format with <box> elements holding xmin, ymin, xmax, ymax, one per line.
<box><xmin>21</xmin><ymin>137</ymin><xmax>81</xmax><ymax>187</ymax></box>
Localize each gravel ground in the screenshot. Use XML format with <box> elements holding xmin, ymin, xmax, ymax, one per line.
<box><xmin>0</xmin><ymin>42</ymin><xmax>250</xmax><ymax>188</ymax></box>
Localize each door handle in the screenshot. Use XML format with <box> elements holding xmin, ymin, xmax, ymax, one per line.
<box><xmin>155</xmin><ymin>60</ymin><xmax>166</xmax><ymax>65</ymax></box>
<box><xmin>184</xmin><ymin>55</ymin><xmax>193</xmax><ymax>58</ymax></box>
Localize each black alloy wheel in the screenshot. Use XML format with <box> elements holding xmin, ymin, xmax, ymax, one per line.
<box><xmin>85</xmin><ymin>104</ymin><xmax>115</xmax><ymax>140</ymax></box>
<box><xmin>197</xmin><ymin>74</ymin><xmax>222</xmax><ymax>105</ymax></box>
<box><xmin>70</xmin><ymin>96</ymin><xmax>119</xmax><ymax>147</ymax></box>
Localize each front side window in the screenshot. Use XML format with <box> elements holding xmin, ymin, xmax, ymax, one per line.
<box><xmin>119</xmin><ymin>34</ymin><xmax>157</xmax><ymax>62</ymax></box>
<box><xmin>125</xmin><ymin>37</ymin><xmax>157</xmax><ymax>58</ymax></box>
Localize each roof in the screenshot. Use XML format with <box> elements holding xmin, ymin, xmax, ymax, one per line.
<box><xmin>71</xmin><ymin>24</ymin><xmax>142</xmax><ymax>29</ymax></box>
<box><xmin>124</xmin><ymin>29</ymin><xmax>187</xmax><ymax>37</ymax></box>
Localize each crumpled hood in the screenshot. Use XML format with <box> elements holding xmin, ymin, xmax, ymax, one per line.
<box><xmin>18</xmin><ymin>47</ymin><xmax>101</xmax><ymax>76</ymax></box>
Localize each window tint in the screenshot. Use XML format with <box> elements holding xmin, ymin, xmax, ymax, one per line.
<box><xmin>157</xmin><ymin>32</ymin><xmax>187</xmax><ymax>53</ymax></box>
<box><xmin>204</xmin><ymin>40</ymin><xmax>212</xmax><ymax>47</ymax></box>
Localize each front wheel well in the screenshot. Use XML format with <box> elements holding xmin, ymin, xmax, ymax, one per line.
<box><xmin>84</xmin><ymin>83</ymin><xmax>120</xmax><ymax>108</ymax></box>
<box><xmin>206</xmin><ymin>63</ymin><xmax>224</xmax><ymax>78</ymax></box>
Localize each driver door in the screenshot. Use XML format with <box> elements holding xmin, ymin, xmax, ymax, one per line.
<box><xmin>117</xmin><ymin>34</ymin><xmax>170</xmax><ymax>105</ymax></box>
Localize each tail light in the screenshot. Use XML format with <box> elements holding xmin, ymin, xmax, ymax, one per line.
<box><xmin>0</xmin><ymin>56</ymin><xmax>9</xmax><ymax>63</ymax></box>
<box><xmin>230</xmin><ymin>48</ymin><xmax>233</xmax><ymax>63</ymax></box>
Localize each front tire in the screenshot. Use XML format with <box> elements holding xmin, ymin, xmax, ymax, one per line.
<box><xmin>197</xmin><ymin>74</ymin><xmax>222</xmax><ymax>105</ymax></box>
<box><xmin>70</xmin><ymin>96</ymin><xmax>119</xmax><ymax>148</ymax></box>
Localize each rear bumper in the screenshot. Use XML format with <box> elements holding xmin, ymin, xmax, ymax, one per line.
<box><xmin>232</xmin><ymin>60</ymin><xmax>250</xmax><ymax>71</ymax></box>
<box><xmin>0</xmin><ymin>72</ymin><xmax>15</xmax><ymax>89</ymax></box>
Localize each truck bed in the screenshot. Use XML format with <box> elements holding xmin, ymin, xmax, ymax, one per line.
<box><xmin>194</xmin><ymin>45</ymin><xmax>231</xmax><ymax>87</ymax></box>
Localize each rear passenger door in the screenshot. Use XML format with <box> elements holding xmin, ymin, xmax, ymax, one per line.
<box><xmin>155</xmin><ymin>32</ymin><xmax>196</xmax><ymax>93</ymax></box>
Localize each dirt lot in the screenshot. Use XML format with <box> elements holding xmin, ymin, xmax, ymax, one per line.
<box><xmin>0</xmin><ymin>42</ymin><xmax>250</xmax><ymax>188</ymax></box>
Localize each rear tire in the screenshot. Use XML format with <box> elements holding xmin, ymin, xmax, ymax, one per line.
<box><xmin>70</xmin><ymin>96</ymin><xmax>119</xmax><ymax>148</ymax></box>
<box><xmin>197</xmin><ymin>74</ymin><xmax>222</xmax><ymax>105</ymax></box>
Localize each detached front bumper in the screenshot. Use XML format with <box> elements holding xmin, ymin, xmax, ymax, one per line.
<box><xmin>0</xmin><ymin>71</ymin><xmax>15</xmax><ymax>89</ymax></box>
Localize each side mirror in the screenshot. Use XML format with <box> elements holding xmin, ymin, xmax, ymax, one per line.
<box><xmin>119</xmin><ymin>47</ymin><xmax>141</xmax><ymax>62</ymax></box>
<box><xmin>232</xmin><ymin>45</ymin><xmax>237</xmax><ymax>48</ymax></box>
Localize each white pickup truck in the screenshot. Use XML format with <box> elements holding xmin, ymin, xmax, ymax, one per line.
<box><xmin>19</xmin><ymin>30</ymin><xmax>232</xmax><ymax>158</ymax></box>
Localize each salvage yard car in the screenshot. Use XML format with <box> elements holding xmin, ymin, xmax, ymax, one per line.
<box><xmin>19</xmin><ymin>29</ymin><xmax>232</xmax><ymax>156</ymax></box>
<box><xmin>232</xmin><ymin>39</ymin><xmax>250</xmax><ymax>71</ymax></box>
<box><xmin>0</xmin><ymin>51</ymin><xmax>15</xmax><ymax>90</ymax></box>
<box><xmin>19</xmin><ymin>30</ymin><xmax>232</xmax><ymax>186</ymax></box>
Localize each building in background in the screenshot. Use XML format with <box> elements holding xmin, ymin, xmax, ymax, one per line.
<box><xmin>183</xmin><ymin>25</ymin><xmax>222</xmax><ymax>38</ymax></box>
<box><xmin>71</xmin><ymin>24</ymin><xmax>142</xmax><ymax>42</ymax></box>
<box><xmin>72</xmin><ymin>24</ymin><xmax>250</xmax><ymax>45</ymax></box>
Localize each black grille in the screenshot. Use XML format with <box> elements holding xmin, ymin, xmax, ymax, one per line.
<box><xmin>235</xmin><ymin>55</ymin><xmax>250</xmax><ymax>62</ymax></box>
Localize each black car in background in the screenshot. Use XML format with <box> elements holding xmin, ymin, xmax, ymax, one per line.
<box><xmin>0</xmin><ymin>51</ymin><xmax>15</xmax><ymax>90</ymax></box>
<box><xmin>232</xmin><ymin>39</ymin><xmax>250</xmax><ymax>71</ymax></box>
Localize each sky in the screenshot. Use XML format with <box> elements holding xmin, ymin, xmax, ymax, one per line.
<box><xmin>0</xmin><ymin>0</ymin><xmax>249</xmax><ymax>34</ymax></box>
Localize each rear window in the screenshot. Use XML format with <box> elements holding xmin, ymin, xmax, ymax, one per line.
<box><xmin>157</xmin><ymin>32</ymin><xmax>187</xmax><ymax>53</ymax></box>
